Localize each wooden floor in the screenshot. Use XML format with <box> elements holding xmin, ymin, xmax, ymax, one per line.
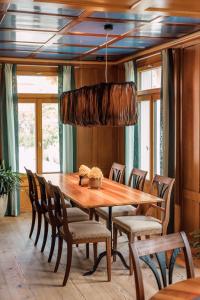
<box><xmin>0</xmin><ymin>213</ymin><xmax>199</xmax><ymax>300</ymax></box>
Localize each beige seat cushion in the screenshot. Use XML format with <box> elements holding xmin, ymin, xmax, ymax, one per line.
<box><xmin>61</xmin><ymin>220</ymin><xmax>111</xmax><ymax>240</ymax></box>
<box><xmin>45</xmin><ymin>207</ymin><xmax>89</xmax><ymax>223</ymax></box>
<box><xmin>113</xmin><ymin>215</ymin><xmax>162</xmax><ymax>236</ymax></box>
<box><xmin>96</xmin><ymin>205</ymin><xmax>137</xmax><ymax>218</ymax></box>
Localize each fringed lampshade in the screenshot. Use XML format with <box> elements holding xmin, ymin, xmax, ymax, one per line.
<box><xmin>60</xmin><ymin>81</ymin><xmax>137</xmax><ymax>127</ymax></box>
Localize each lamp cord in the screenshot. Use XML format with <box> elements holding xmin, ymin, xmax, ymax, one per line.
<box><xmin>105</xmin><ymin>33</ymin><xmax>108</xmax><ymax>83</ymax></box>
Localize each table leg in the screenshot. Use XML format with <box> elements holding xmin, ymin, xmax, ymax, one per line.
<box><xmin>83</xmin><ymin>206</ymin><xmax>129</xmax><ymax>276</ymax></box>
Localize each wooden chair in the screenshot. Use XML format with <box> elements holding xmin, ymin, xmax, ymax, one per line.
<box><xmin>109</xmin><ymin>162</ymin><xmax>125</xmax><ymax>183</ymax></box>
<box><xmin>113</xmin><ymin>174</ymin><xmax>175</xmax><ymax>275</ymax></box>
<box><xmin>36</xmin><ymin>174</ymin><xmax>89</xmax><ymax>263</ymax></box>
<box><xmin>95</xmin><ymin>167</ymin><xmax>147</xmax><ymax>224</ymax></box>
<box><xmin>25</xmin><ymin>168</ymin><xmax>44</xmax><ymax>246</ymax></box>
<box><xmin>46</xmin><ymin>182</ymin><xmax>111</xmax><ymax>286</ymax></box>
<box><xmin>129</xmin><ymin>232</ymin><xmax>195</xmax><ymax>300</ymax></box>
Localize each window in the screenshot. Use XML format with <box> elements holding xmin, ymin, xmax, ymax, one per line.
<box><xmin>137</xmin><ymin>66</ymin><xmax>161</xmax><ymax>179</ymax></box>
<box><xmin>17</xmin><ymin>68</ymin><xmax>60</xmax><ymax>174</ymax></box>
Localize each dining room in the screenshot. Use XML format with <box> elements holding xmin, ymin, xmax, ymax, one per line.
<box><xmin>1</xmin><ymin>0</ymin><xmax>200</xmax><ymax>299</ymax></box>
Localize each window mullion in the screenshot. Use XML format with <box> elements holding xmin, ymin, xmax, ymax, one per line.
<box><xmin>150</xmin><ymin>97</ymin><xmax>154</xmax><ymax>180</ymax></box>
<box><xmin>36</xmin><ymin>100</ymin><xmax>43</xmax><ymax>174</ymax></box>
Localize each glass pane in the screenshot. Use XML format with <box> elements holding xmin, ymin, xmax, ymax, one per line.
<box><xmin>42</xmin><ymin>103</ymin><xmax>60</xmax><ymax>172</ymax></box>
<box><xmin>139</xmin><ymin>66</ymin><xmax>161</xmax><ymax>90</ymax></box>
<box><xmin>138</xmin><ymin>101</ymin><xmax>150</xmax><ymax>179</ymax></box>
<box><xmin>152</xmin><ymin>67</ymin><xmax>161</xmax><ymax>88</ymax></box>
<box><xmin>18</xmin><ymin>103</ymin><xmax>36</xmax><ymax>172</ymax></box>
<box><xmin>154</xmin><ymin>100</ymin><xmax>161</xmax><ymax>175</ymax></box>
<box><xmin>17</xmin><ymin>75</ymin><xmax>58</xmax><ymax>93</ymax></box>
<box><xmin>140</xmin><ymin>69</ymin><xmax>152</xmax><ymax>90</ymax></box>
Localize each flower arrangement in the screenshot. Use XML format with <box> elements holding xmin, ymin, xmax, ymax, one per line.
<box><xmin>78</xmin><ymin>165</ymin><xmax>90</xmax><ymax>186</ymax></box>
<box><xmin>88</xmin><ymin>167</ymin><xmax>103</xmax><ymax>189</ymax></box>
<box><xmin>79</xmin><ymin>165</ymin><xmax>91</xmax><ymax>177</ymax></box>
<box><xmin>88</xmin><ymin>167</ymin><xmax>103</xmax><ymax>179</ymax></box>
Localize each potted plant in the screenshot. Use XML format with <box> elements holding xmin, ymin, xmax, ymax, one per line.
<box><xmin>0</xmin><ymin>162</ymin><xmax>21</xmax><ymax>216</ymax></box>
<box><xmin>88</xmin><ymin>167</ymin><xmax>103</xmax><ymax>189</ymax></box>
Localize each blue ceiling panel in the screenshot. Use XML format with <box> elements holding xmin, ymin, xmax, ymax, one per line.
<box><xmin>160</xmin><ymin>16</ymin><xmax>200</xmax><ymax>24</ymax></box>
<box><xmin>95</xmin><ymin>47</ymin><xmax>137</xmax><ymax>55</ymax></box>
<box><xmin>111</xmin><ymin>37</ymin><xmax>164</xmax><ymax>48</ymax></box>
<box><xmin>0</xmin><ymin>50</ymin><xmax>31</xmax><ymax>57</ymax></box>
<box><xmin>90</xmin><ymin>11</ymin><xmax>159</xmax><ymax>22</ymax></box>
<box><xmin>83</xmin><ymin>54</ymin><xmax>125</xmax><ymax>61</ymax></box>
<box><xmin>53</xmin><ymin>34</ymin><xmax>112</xmax><ymax>45</ymax></box>
<box><xmin>133</xmin><ymin>24</ymin><xmax>199</xmax><ymax>37</ymax></box>
<box><xmin>42</xmin><ymin>45</ymin><xmax>92</xmax><ymax>53</ymax></box>
<box><xmin>0</xmin><ymin>13</ymin><xmax>71</xmax><ymax>31</ymax></box>
<box><xmin>0</xmin><ymin>31</ymin><xmax>54</xmax><ymax>43</ymax></box>
<box><xmin>9</xmin><ymin>1</ymin><xmax>83</xmax><ymax>16</ymax></box>
<box><xmin>69</xmin><ymin>21</ymin><xmax>144</xmax><ymax>35</ymax></box>
<box><xmin>0</xmin><ymin>42</ymin><xmax>41</xmax><ymax>51</ymax></box>
<box><xmin>35</xmin><ymin>52</ymin><xmax>78</xmax><ymax>59</ymax></box>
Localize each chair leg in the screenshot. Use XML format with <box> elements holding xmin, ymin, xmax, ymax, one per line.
<box><xmin>106</xmin><ymin>238</ymin><xmax>111</xmax><ymax>282</ymax></box>
<box><xmin>48</xmin><ymin>226</ymin><xmax>56</xmax><ymax>263</ymax></box>
<box><xmin>54</xmin><ymin>236</ymin><xmax>63</xmax><ymax>273</ymax></box>
<box><xmin>129</xmin><ymin>233</ymin><xmax>133</xmax><ymax>275</ymax></box>
<box><xmin>93</xmin><ymin>243</ymin><xmax>98</xmax><ymax>263</ymax></box>
<box><xmin>113</xmin><ymin>225</ymin><xmax>118</xmax><ymax>262</ymax></box>
<box><xmin>86</xmin><ymin>243</ymin><xmax>90</xmax><ymax>259</ymax></box>
<box><xmin>34</xmin><ymin>212</ymin><xmax>42</xmax><ymax>246</ymax></box>
<box><xmin>63</xmin><ymin>241</ymin><xmax>73</xmax><ymax>286</ymax></box>
<box><xmin>41</xmin><ymin>218</ymin><xmax>48</xmax><ymax>252</ymax></box>
<box><xmin>29</xmin><ymin>209</ymin><xmax>36</xmax><ymax>238</ymax></box>
<box><xmin>95</xmin><ymin>213</ymin><xmax>99</xmax><ymax>222</ymax></box>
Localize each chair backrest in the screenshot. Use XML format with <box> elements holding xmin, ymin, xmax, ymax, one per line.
<box><xmin>128</xmin><ymin>168</ymin><xmax>147</xmax><ymax>191</ymax></box>
<box><xmin>35</xmin><ymin>174</ymin><xmax>47</xmax><ymax>209</ymax></box>
<box><xmin>148</xmin><ymin>175</ymin><xmax>175</xmax><ymax>235</ymax></box>
<box><xmin>46</xmin><ymin>182</ymin><xmax>71</xmax><ymax>238</ymax></box>
<box><xmin>25</xmin><ymin>167</ymin><xmax>39</xmax><ymax>208</ymax></box>
<box><xmin>109</xmin><ymin>162</ymin><xmax>125</xmax><ymax>184</ymax></box>
<box><xmin>129</xmin><ymin>231</ymin><xmax>195</xmax><ymax>300</ymax></box>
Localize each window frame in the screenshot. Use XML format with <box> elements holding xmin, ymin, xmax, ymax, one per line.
<box><xmin>137</xmin><ymin>63</ymin><xmax>161</xmax><ymax>180</ymax></box>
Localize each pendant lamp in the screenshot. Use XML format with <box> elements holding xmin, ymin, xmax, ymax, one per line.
<box><xmin>60</xmin><ymin>24</ymin><xmax>137</xmax><ymax>127</ymax></box>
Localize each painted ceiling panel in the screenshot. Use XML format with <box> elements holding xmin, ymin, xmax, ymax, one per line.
<box><xmin>0</xmin><ymin>50</ymin><xmax>31</xmax><ymax>57</ymax></box>
<box><xmin>9</xmin><ymin>1</ymin><xmax>83</xmax><ymax>16</ymax></box>
<box><xmin>35</xmin><ymin>52</ymin><xmax>78</xmax><ymax>59</ymax></box>
<box><xmin>90</xmin><ymin>12</ymin><xmax>159</xmax><ymax>22</ymax></box>
<box><xmin>0</xmin><ymin>13</ymin><xmax>71</xmax><ymax>31</ymax></box>
<box><xmin>160</xmin><ymin>16</ymin><xmax>200</xmax><ymax>24</ymax></box>
<box><xmin>95</xmin><ymin>47</ymin><xmax>137</xmax><ymax>55</ymax></box>
<box><xmin>69</xmin><ymin>21</ymin><xmax>144</xmax><ymax>35</ymax></box>
<box><xmin>0</xmin><ymin>31</ymin><xmax>54</xmax><ymax>43</ymax></box>
<box><xmin>111</xmin><ymin>37</ymin><xmax>165</xmax><ymax>48</ymax></box>
<box><xmin>42</xmin><ymin>45</ymin><xmax>92</xmax><ymax>53</ymax></box>
<box><xmin>133</xmin><ymin>24</ymin><xmax>199</xmax><ymax>38</ymax></box>
<box><xmin>0</xmin><ymin>42</ymin><xmax>42</xmax><ymax>51</ymax></box>
<box><xmin>53</xmin><ymin>34</ymin><xmax>112</xmax><ymax>46</ymax></box>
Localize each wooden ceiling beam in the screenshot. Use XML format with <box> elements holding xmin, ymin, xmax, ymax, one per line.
<box><xmin>146</xmin><ymin>7</ymin><xmax>200</xmax><ymax>18</ymax></box>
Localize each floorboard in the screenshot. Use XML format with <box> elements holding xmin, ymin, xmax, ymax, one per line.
<box><xmin>0</xmin><ymin>213</ymin><xmax>199</xmax><ymax>300</ymax></box>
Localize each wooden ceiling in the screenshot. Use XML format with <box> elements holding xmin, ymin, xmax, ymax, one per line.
<box><xmin>0</xmin><ymin>0</ymin><xmax>200</xmax><ymax>64</ymax></box>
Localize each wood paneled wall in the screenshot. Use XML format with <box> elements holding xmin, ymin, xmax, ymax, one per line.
<box><xmin>75</xmin><ymin>65</ymin><xmax>125</xmax><ymax>177</ymax></box>
<box><xmin>180</xmin><ymin>43</ymin><xmax>200</xmax><ymax>232</ymax></box>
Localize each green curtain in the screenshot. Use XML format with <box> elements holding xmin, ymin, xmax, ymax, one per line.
<box><xmin>0</xmin><ymin>63</ymin><xmax>19</xmax><ymax>216</ymax></box>
<box><xmin>58</xmin><ymin>66</ymin><xmax>76</xmax><ymax>173</ymax></box>
<box><xmin>161</xmin><ymin>49</ymin><xmax>175</xmax><ymax>233</ymax></box>
<box><xmin>125</xmin><ymin>61</ymin><xmax>139</xmax><ymax>183</ymax></box>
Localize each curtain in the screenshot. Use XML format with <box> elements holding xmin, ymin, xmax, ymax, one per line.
<box><xmin>58</xmin><ymin>66</ymin><xmax>76</xmax><ymax>173</ymax></box>
<box><xmin>161</xmin><ymin>49</ymin><xmax>175</xmax><ymax>233</ymax></box>
<box><xmin>0</xmin><ymin>64</ymin><xmax>19</xmax><ymax>216</ymax></box>
<box><xmin>125</xmin><ymin>61</ymin><xmax>139</xmax><ymax>183</ymax></box>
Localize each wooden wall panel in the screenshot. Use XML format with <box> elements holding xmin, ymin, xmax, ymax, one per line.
<box><xmin>181</xmin><ymin>44</ymin><xmax>200</xmax><ymax>232</ymax></box>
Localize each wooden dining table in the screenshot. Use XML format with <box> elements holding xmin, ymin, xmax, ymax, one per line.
<box><xmin>43</xmin><ymin>173</ymin><xmax>163</xmax><ymax>275</ymax></box>
<box><xmin>150</xmin><ymin>277</ymin><xmax>200</xmax><ymax>300</ymax></box>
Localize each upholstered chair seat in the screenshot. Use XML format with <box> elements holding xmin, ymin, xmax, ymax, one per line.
<box><xmin>45</xmin><ymin>207</ymin><xmax>89</xmax><ymax>224</ymax></box>
<box><xmin>96</xmin><ymin>205</ymin><xmax>137</xmax><ymax>219</ymax></box>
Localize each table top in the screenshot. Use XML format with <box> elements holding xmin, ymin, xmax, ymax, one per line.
<box><xmin>150</xmin><ymin>277</ymin><xmax>200</xmax><ymax>300</ymax></box>
<box><xmin>43</xmin><ymin>173</ymin><xmax>163</xmax><ymax>209</ymax></box>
